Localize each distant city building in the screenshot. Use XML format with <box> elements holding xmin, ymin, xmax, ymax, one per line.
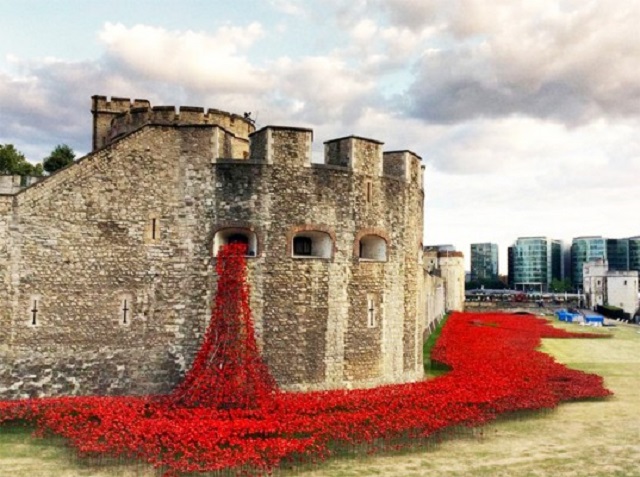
<box><xmin>508</xmin><ymin>237</ymin><xmax>564</xmax><ymax>292</ymax></box>
<box><xmin>582</xmin><ymin>259</ymin><xmax>608</xmax><ymax>308</ymax></box>
<box><xmin>507</xmin><ymin>246</ymin><xmax>515</xmax><ymax>289</ymax></box>
<box><xmin>427</xmin><ymin>244</ymin><xmax>457</xmax><ymax>252</ymax></box>
<box><xmin>470</xmin><ymin>243</ymin><xmax>499</xmax><ymax>283</ymax></box>
<box><xmin>505</xmin><ymin>234</ymin><xmax>640</xmax><ymax>292</ymax></box>
<box><xmin>583</xmin><ymin>259</ymin><xmax>639</xmax><ymax>316</ymax></box>
<box><xmin>571</xmin><ymin>236</ymin><xmax>606</xmax><ymax>287</ymax></box>
<box><xmin>606</xmin><ymin>238</ymin><xmax>630</xmax><ymax>270</ymax></box>
<box><xmin>606</xmin><ymin>237</ymin><xmax>640</xmax><ymax>275</ymax></box>
<box><xmin>629</xmin><ymin>237</ymin><xmax>640</xmax><ymax>273</ymax></box>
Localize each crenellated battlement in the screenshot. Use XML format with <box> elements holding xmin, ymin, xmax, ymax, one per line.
<box><xmin>382</xmin><ymin>150</ymin><xmax>424</xmax><ymax>189</ymax></box>
<box><xmin>92</xmin><ymin>95</ymin><xmax>151</xmax><ymax>113</ymax></box>
<box><xmin>324</xmin><ymin>136</ymin><xmax>383</xmax><ymax>177</ymax></box>
<box><xmin>91</xmin><ymin>95</ymin><xmax>422</xmax><ymax>189</ymax></box>
<box><xmin>249</xmin><ymin>126</ymin><xmax>314</xmax><ymax>165</ymax></box>
<box><xmin>246</xmin><ymin>127</ymin><xmax>422</xmax><ymax>187</ymax></box>
<box><xmin>91</xmin><ymin>95</ymin><xmax>255</xmax><ymax>151</ymax></box>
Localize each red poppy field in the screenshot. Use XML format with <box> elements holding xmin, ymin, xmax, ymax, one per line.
<box><xmin>0</xmin><ymin>246</ymin><xmax>612</xmax><ymax>476</ymax></box>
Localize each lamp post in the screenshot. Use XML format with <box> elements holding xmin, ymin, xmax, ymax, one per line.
<box><xmin>576</xmin><ymin>286</ymin><xmax>582</xmax><ymax>309</ymax></box>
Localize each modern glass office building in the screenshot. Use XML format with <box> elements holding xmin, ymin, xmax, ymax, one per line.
<box><xmin>606</xmin><ymin>237</ymin><xmax>640</xmax><ymax>272</ymax></box>
<box><xmin>571</xmin><ymin>236</ymin><xmax>606</xmax><ymax>287</ymax></box>
<box><xmin>470</xmin><ymin>243</ymin><xmax>499</xmax><ymax>283</ymax></box>
<box><xmin>509</xmin><ymin>237</ymin><xmax>564</xmax><ymax>291</ymax></box>
<box><xmin>607</xmin><ymin>238</ymin><xmax>630</xmax><ymax>271</ymax></box>
<box><xmin>629</xmin><ymin>237</ymin><xmax>640</xmax><ymax>273</ymax></box>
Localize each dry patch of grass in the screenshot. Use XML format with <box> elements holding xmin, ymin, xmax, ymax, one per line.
<box><xmin>1</xmin><ymin>319</ymin><xmax>638</xmax><ymax>477</ymax></box>
<box><xmin>0</xmin><ymin>423</ymin><xmax>156</xmax><ymax>477</ymax></box>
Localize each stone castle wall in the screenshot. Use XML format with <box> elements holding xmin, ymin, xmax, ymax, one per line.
<box><xmin>436</xmin><ymin>252</ymin><xmax>465</xmax><ymax>312</ymax></box>
<box><xmin>212</xmin><ymin>127</ymin><xmax>425</xmax><ymax>390</ymax></box>
<box><xmin>0</xmin><ymin>99</ymin><xmax>425</xmax><ymax>398</ymax></box>
<box><xmin>0</xmin><ymin>125</ymin><xmax>229</xmax><ymax>397</ymax></box>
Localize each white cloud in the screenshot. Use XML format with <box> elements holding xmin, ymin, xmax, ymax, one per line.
<box><xmin>0</xmin><ymin>59</ymin><xmax>106</xmax><ymax>159</ymax></box>
<box><xmin>99</xmin><ymin>22</ymin><xmax>270</xmax><ymax>93</ymax></box>
<box><xmin>272</xmin><ymin>55</ymin><xmax>377</xmax><ymax>124</ymax></box>
<box><xmin>350</xmin><ymin>19</ymin><xmax>378</xmax><ymax>45</ymax></box>
<box><xmin>403</xmin><ymin>1</ymin><xmax>640</xmax><ymax>124</ymax></box>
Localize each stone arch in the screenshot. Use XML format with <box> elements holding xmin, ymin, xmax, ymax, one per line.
<box><xmin>286</xmin><ymin>225</ymin><xmax>336</xmax><ymax>259</ymax></box>
<box><xmin>354</xmin><ymin>228</ymin><xmax>390</xmax><ymax>262</ymax></box>
<box><xmin>211</xmin><ymin>222</ymin><xmax>261</xmax><ymax>257</ymax></box>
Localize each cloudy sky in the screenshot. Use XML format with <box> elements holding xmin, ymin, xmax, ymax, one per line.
<box><xmin>1</xmin><ymin>0</ymin><xmax>639</xmax><ymax>272</ymax></box>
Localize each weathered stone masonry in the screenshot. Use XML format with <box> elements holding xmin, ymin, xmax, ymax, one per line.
<box><xmin>0</xmin><ymin>95</ymin><xmax>425</xmax><ymax>398</ymax></box>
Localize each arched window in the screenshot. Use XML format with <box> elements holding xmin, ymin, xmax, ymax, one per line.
<box><xmin>293</xmin><ymin>236</ymin><xmax>312</xmax><ymax>256</ymax></box>
<box><xmin>292</xmin><ymin>231</ymin><xmax>332</xmax><ymax>258</ymax></box>
<box><xmin>359</xmin><ymin>234</ymin><xmax>387</xmax><ymax>261</ymax></box>
<box><xmin>213</xmin><ymin>228</ymin><xmax>258</xmax><ymax>257</ymax></box>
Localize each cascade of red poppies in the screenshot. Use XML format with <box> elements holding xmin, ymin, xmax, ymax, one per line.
<box><xmin>0</xmin><ymin>310</ymin><xmax>614</xmax><ymax>474</ymax></box>
<box><xmin>171</xmin><ymin>242</ymin><xmax>276</xmax><ymax>409</ymax></box>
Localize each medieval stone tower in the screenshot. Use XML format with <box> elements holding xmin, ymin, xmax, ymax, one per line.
<box><xmin>0</xmin><ymin>95</ymin><xmax>425</xmax><ymax>398</ymax></box>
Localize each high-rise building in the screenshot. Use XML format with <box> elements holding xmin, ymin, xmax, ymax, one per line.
<box><xmin>607</xmin><ymin>238</ymin><xmax>630</xmax><ymax>271</ymax></box>
<box><xmin>571</xmin><ymin>236</ymin><xmax>606</xmax><ymax>287</ymax></box>
<box><xmin>470</xmin><ymin>243</ymin><xmax>499</xmax><ymax>283</ymax></box>
<box><xmin>629</xmin><ymin>237</ymin><xmax>640</xmax><ymax>273</ymax></box>
<box><xmin>507</xmin><ymin>246</ymin><xmax>515</xmax><ymax>289</ymax></box>
<box><xmin>508</xmin><ymin>237</ymin><xmax>564</xmax><ymax>291</ymax></box>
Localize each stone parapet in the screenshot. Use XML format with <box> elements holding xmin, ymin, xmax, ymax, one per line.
<box><xmin>92</xmin><ymin>95</ymin><xmax>255</xmax><ymax>151</ymax></box>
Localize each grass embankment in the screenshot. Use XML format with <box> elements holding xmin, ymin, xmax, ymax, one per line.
<box><xmin>423</xmin><ymin>314</ymin><xmax>451</xmax><ymax>377</ymax></box>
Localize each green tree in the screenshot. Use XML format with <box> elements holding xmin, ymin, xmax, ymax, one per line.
<box><xmin>0</xmin><ymin>144</ymin><xmax>43</xmax><ymax>176</ymax></box>
<box><xmin>43</xmin><ymin>144</ymin><xmax>76</xmax><ymax>174</ymax></box>
<box><xmin>550</xmin><ymin>278</ymin><xmax>572</xmax><ymax>293</ymax></box>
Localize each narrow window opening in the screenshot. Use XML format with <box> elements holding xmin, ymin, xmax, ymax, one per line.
<box><xmin>293</xmin><ymin>236</ymin><xmax>312</xmax><ymax>256</ymax></box>
<box><xmin>367</xmin><ymin>295</ymin><xmax>376</xmax><ymax>328</ymax></box>
<box><xmin>31</xmin><ymin>299</ymin><xmax>38</xmax><ymax>326</ymax></box>
<box><xmin>366</xmin><ymin>181</ymin><xmax>372</xmax><ymax>203</ymax></box>
<box><xmin>151</xmin><ymin>218</ymin><xmax>157</xmax><ymax>240</ymax></box>
<box><xmin>122</xmin><ymin>299</ymin><xmax>129</xmax><ymax>324</ymax></box>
